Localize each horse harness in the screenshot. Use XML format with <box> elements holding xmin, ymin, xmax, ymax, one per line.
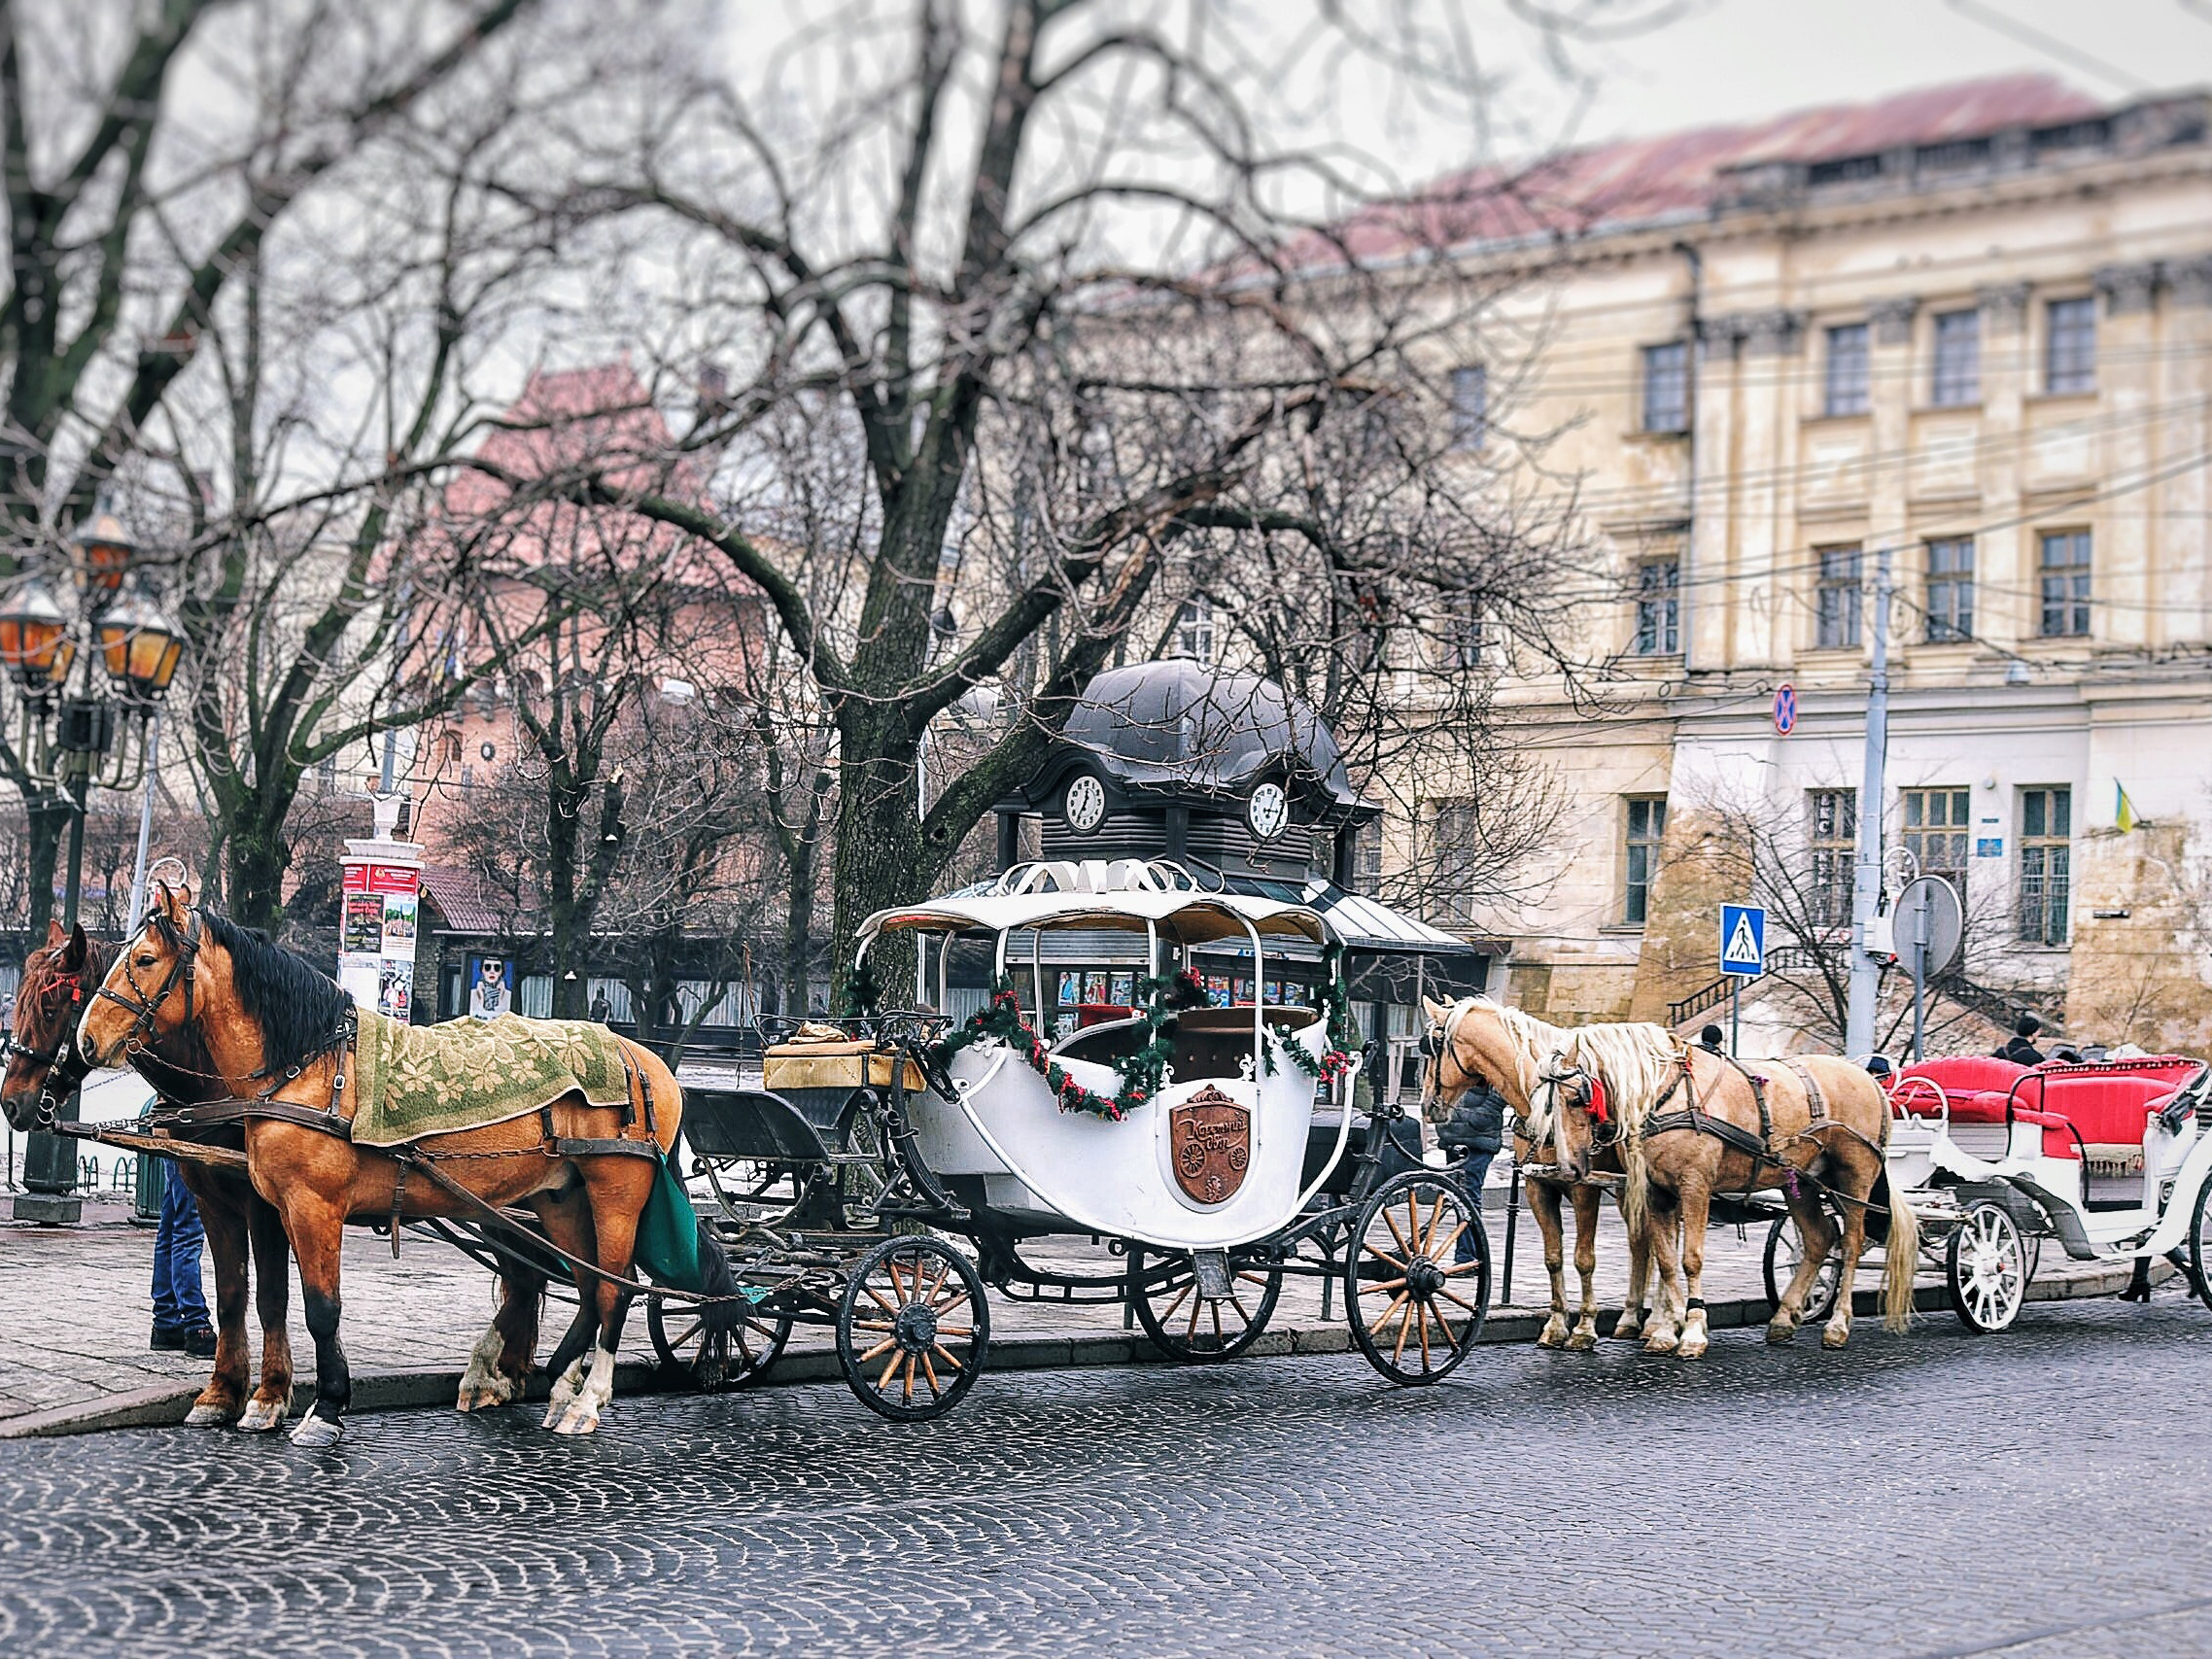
<box><xmin>106</xmin><ymin>908</ymin><xmax>665</xmax><ymax>1249</ymax></box>
<box><xmin>1640</xmin><ymin>1050</ymin><xmax>1834</xmax><ymax>1189</ymax></box>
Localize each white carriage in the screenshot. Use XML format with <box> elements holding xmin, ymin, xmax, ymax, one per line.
<box><xmin>1764</xmin><ymin>1052</ymin><xmax>2212</xmax><ymax>1331</ymax></box>
<box><xmin>657</xmin><ymin>861</ymin><xmax>1493</xmax><ymax>1419</ymax></box>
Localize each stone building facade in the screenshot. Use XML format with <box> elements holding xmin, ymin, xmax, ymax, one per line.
<box><xmin>1370</xmin><ymin>75</ymin><xmax>2212</xmax><ymax>1054</ymax></box>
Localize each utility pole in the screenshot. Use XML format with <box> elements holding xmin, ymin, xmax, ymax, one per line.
<box><xmin>1844</xmin><ymin>546</ymin><xmax>1892</xmax><ymax>1057</ymax></box>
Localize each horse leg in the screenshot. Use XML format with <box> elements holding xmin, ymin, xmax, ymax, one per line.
<box><xmin>459</xmin><ymin>1260</ymin><xmax>544</xmax><ymax>1411</ymax></box>
<box><xmin>281</xmin><ymin>1193</ymin><xmax>351</xmax><ymax>1448</ymax></box>
<box><xmin>548</xmin><ymin>1161</ymin><xmax>649</xmax><ymax>1436</ymax></box>
<box><xmin>1675</xmin><ymin>1181</ymin><xmax>1715</xmax><ymax>1360</ymax></box>
<box><xmin>180</xmin><ymin>1171</ymin><xmax>250</xmax><ymax>1427</ymax></box>
<box><xmin>532</xmin><ymin>1186</ymin><xmax>602</xmax><ymax>1429</ymax></box>
<box><xmin>1769</xmin><ymin>1190</ymin><xmax>1838</xmax><ymax>1345</ymax></box>
<box><xmin>237</xmin><ymin>1195</ymin><xmax>295</xmax><ymax>1433</ymax></box>
<box><xmin>1614</xmin><ymin>1199</ymin><xmax>1652</xmax><ymax>1341</ymax></box>
<box><xmin>1527</xmin><ymin>1180</ymin><xmax>1572</xmax><ymax>1349</ymax></box>
<box><xmin>1642</xmin><ymin>1196</ymin><xmax>1684</xmax><ymax>1354</ymax></box>
<box><xmin>1566</xmin><ymin>1185</ymin><xmax>1602</xmax><ymax>1351</ymax></box>
<box><xmin>1821</xmin><ymin>1188</ymin><xmax>1872</xmax><ymax>1351</ymax></box>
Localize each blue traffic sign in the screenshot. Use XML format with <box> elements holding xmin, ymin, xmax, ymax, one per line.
<box><xmin>1773</xmin><ymin>683</ymin><xmax>1797</xmax><ymax>735</ymax></box>
<box><xmin>1719</xmin><ymin>903</ymin><xmax>1767</xmax><ymax>976</ymax></box>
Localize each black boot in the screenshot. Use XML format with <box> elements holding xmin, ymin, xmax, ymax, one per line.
<box><xmin>2119</xmin><ymin>1258</ymin><xmax>2154</xmax><ymax>1303</ymax></box>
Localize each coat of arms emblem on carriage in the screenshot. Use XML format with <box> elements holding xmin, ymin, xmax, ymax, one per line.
<box><xmin>1169</xmin><ymin>1086</ymin><xmax>1251</xmax><ymax>1205</ymax></box>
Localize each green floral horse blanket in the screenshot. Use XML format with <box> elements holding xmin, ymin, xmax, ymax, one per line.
<box><xmin>349</xmin><ymin>1009</ymin><xmax>636</xmax><ymax>1148</ymax></box>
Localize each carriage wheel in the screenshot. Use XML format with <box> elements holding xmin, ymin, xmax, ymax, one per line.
<box><xmin>1947</xmin><ymin>1201</ymin><xmax>2027</xmax><ymax>1333</ymax></box>
<box><xmin>1126</xmin><ymin>1248</ymin><xmax>1283</xmax><ymax>1363</ymax></box>
<box><xmin>1761</xmin><ymin>1215</ymin><xmax>1843</xmax><ymax>1327</ymax></box>
<box><xmin>837</xmin><ymin>1236</ymin><xmax>990</xmax><ymax>1423</ymax></box>
<box><xmin>644</xmin><ymin>1289</ymin><xmax>792</xmax><ymax>1393</ymax></box>
<box><xmin>1344</xmin><ymin>1170</ymin><xmax>1488</xmax><ymax>1386</ymax></box>
<box><xmin>2189</xmin><ymin>1177</ymin><xmax>2212</xmax><ymax>1314</ymax></box>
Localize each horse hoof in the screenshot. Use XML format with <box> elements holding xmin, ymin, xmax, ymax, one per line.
<box><xmin>289</xmin><ymin>1412</ymin><xmax>342</xmax><ymax>1449</ymax></box>
<box><xmin>1677</xmin><ymin>1336</ymin><xmax>1709</xmax><ymax>1361</ymax></box>
<box><xmin>1642</xmin><ymin>1332</ymin><xmax>1678</xmax><ymax>1356</ymax></box>
<box><xmin>547</xmin><ymin>1403</ymin><xmax>601</xmax><ymax>1436</ymax></box>
<box><xmin>1821</xmin><ymin>1326</ymin><xmax>1850</xmax><ymax>1351</ymax></box>
<box><xmin>1611</xmin><ymin>1318</ymin><xmax>1642</xmax><ymax>1342</ymax></box>
<box><xmin>457</xmin><ymin>1377</ymin><xmax>519</xmax><ymax>1413</ymax></box>
<box><xmin>1565</xmin><ymin>1330</ymin><xmax>1598</xmax><ymax>1353</ymax></box>
<box><xmin>185</xmin><ymin>1401</ymin><xmax>241</xmax><ymax>1428</ymax></box>
<box><xmin>1765</xmin><ymin>1320</ymin><xmax>1798</xmax><ymax>1346</ymax></box>
<box><xmin>236</xmin><ymin>1398</ymin><xmax>289</xmax><ymax>1434</ymax></box>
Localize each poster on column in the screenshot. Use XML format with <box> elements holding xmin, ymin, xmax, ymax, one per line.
<box><xmin>338</xmin><ymin>858</ymin><xmax>422</xmax><ymax>1020</ymax></box>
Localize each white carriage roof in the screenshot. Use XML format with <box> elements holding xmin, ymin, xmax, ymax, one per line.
<box><xmin>859</xmin><ymin>887</ymin><xmax>1330</xmax><ymax>948</ymax></box>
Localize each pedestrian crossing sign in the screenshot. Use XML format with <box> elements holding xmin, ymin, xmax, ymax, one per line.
<box><xmin>1719</xmin><ymin>904</ymin><xmax>1766</xmax><ymax>977</ymax></box>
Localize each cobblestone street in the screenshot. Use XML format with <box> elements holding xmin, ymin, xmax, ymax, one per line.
<box><xmin>2</xmin><ymin>1287</ymin><xmax>2209</xmax><ymax>1659</ymax></box>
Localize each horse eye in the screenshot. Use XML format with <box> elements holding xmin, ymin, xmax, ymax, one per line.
<box><xmin>134</xmin><ymin>953</ymin><xmax>157</xmax><ymax>969</ymax></box>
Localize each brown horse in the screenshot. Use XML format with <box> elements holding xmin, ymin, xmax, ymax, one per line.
<box><xmin>1422</xmin><ymin>997</ymin><xmax>1676</xmax><ymax>1352</ymax></box>
<box><xmin>5</xmin><ymin>921</ymin><xmax>552</xmax><ymax>1432</ymax></box>
<box><xmin>76</xmin><ymin>885</ymin><xmax>692</xmax><ymax>1446</ymax></box>
<box><xmin>1440</xmin><ymin>998</ymin><xmax>1916</xmax><ymax>1358</ymax></box>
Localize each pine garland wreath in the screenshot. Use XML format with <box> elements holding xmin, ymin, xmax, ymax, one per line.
<box><xmin>846</xmin><ymin>954</ymin><xmax>884</xmax><ymax>1019</ymax></box>
<box><xmin>1263</xmin><ymin>950</ymin><xmax>1359</xmax><ymax>1085</ymax></box>
<box><xmin>932</xmin><ymin>969</ymin><xmax>1206</xmax><ymax>1121</ymax></box>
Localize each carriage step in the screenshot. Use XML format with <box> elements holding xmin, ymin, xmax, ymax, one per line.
<box><xmin>1192</xmin><ymin>1250</ymin><xmax>1233</xmax><ymax>1299</ymax></box>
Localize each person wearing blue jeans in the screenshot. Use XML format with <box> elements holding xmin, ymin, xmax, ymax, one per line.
<box><xmin>1437</xmin><ymin>1081</ymin><xmax>1506</xmax><ymax>1265</ymax></box>
<box><xmin>151</xmin><ymin>1161</ymin><xmax>215</xmax><ymax>1357</ymax></box>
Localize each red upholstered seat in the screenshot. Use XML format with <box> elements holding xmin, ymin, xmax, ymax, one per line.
<box><xmin>1890</xmin><ymin>1056</ymin><xmax>2028</xmax><ymax>1120</ymax></box>
<box><xmin>2012</xmin><ymin>1060</ymin><xmax>2199</xmax><ymax>1149</ymax></box>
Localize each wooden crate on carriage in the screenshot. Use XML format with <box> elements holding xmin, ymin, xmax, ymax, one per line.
<box><xmin>762</xmin><ymin>1037</ymin><xmax>925</xmax><ymax>1094</ymax></box>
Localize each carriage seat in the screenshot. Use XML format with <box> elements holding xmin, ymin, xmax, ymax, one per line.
<box><xmin>2012</xmin><ymin>1067</ymin><xmax>2195</xmax><ymax>1170</ymax></box>
<box><xmin>1890</xmin><ymin>1055</ymin><xmax>2028</xmax><ymax>1113</ymax></box>
<box><xmin>1167</xmin><ymin>1006</ymin><xmax>1320</xmax><ymax>1082</ymax></box>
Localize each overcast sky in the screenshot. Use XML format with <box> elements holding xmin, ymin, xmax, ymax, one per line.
<box><xmin>1558</xmin><ymin>0</ymin><xmax>2208</xmax><ymax>142</ymax></box>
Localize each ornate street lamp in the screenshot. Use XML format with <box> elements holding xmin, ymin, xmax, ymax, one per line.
<box><xmin>3</xmin><ymin>501</ymin><xmax>186</xmax><ymax>1224</ymax></box>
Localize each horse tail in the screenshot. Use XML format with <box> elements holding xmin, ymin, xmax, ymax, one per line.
<box><xmin>1879</xmin><ymin>1177</ymin><xmax>1918</xmax><ymax>1334</ymax></box>
<box><xmin>1617</xmin><ymin>1120</ymin><xmax>1648</xmax><ymax>1244</ymax></box>
<box><xmin>693</xmin><ymin>1216</ymin><xmax>745</xmax><ymax>1336</ymax></box>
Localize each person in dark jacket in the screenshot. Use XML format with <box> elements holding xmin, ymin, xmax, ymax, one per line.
<box><xmin>1994</xmin><ymin>1014</ymin><xmax>2046</xmax><ymax>1066</ymax></box>
<box><xmin>1437</xmin><ymin>1080</ymin><xmax>1507</xmax><ymax>1264</ymax></box>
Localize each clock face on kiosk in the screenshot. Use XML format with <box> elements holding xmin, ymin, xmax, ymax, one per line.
<box><xmin>1246</xmin><ymin>780</ymin><xmax>1290</xmax><ymax>841</ymax></box>
<box><xmin>1062</xmin><ymin>772</ymin><xmax>1108</xmax><ymax>834</ymax></box>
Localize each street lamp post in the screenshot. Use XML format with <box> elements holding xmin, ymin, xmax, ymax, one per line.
<box><xmin>1</xmin><ymin>503</ymin><xmax>186</xmax><ymax>1224</ymax></box>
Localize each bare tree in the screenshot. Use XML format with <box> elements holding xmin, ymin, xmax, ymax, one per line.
<box><xmin>483</xmin><ymin>0</ymin><xmax>1653</xmax><ymax>1002</ymax></box>
<box><xmin>0</xmin><ymin>0</ymin><xmax>541</xmax><ymax>931</ymax></box>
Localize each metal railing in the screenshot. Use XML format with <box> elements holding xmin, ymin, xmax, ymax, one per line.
<box><xmin>1667</xmin><ymin>946</ymin><xmax>1816</xmax><ymax>1026</ymax></box>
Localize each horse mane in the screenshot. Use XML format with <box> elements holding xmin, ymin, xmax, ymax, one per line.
<box><xmin>194</xmin><ymin>911</ymin><xmax>353</xmax><ymax>1077</ymax></box>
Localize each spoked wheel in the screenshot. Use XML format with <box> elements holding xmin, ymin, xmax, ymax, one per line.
<box><xmin>1947</xmin><ymin>1200</ymin><xmax>2028</xmax><ymax>1332</ymax></box>
<box><xmin>2191</xmin><ymin>1177</ymin><xmax>2212</xmax><ymax>1314</ymax></box>
<box><xmin>644</xmin><ymin>1287</ymin><xmax>792</xmax><ymax>1393</ymax></box>
<box><xmin>1344</xmin><ymin>1170</ymin><xmax>1488</xmax><ymax>1386</ymax></box>
<box><xmin>1126</xmin><ymin>1247</ymin><xmax>1283</xmax><ymax>1362</ymax></box>
<box><xmin>837</xmin><ymin>1235</ymin><xmax>990</xmax><ymax>1422</ymax></box>
<box><xmin>1761</xmin><ymin>1215</ymin><xmax>1843</xmax><ymax>1327</ymax></box>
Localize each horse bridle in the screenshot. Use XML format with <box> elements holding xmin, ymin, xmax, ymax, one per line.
<box><xmin>1</xmin><ymin>970</ymin><xmax>94</xmax><ymax>1131</ymax></box>
<box><xmin>1536</xmin><ymin>1054</ymin><xmax>1615</xmax><ymax>1149</ymax></box>
<box><xmin>88</xmin><ymin>908</ymin><xmax>204</xmax><ymax>1073</ymax></box>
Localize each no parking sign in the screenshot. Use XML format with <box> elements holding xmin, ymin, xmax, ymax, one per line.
<box><xmin>1773</xmin><ymin>683</ymin><xmax>1797</xmax><ymax>736</ymax></box>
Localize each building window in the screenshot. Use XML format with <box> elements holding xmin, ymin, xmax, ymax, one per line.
<box><xmin>1823</xmin><ymin>323</ymin><xmax>1870</xmax><ymax>416</ymax></box>
<box><xmin>1352</xmin><ymin>820</ymin><xmax>1383</xmax><ymax>887</ymax></box>
<box><xmin>1902</xmin><ymin>786</ymin><xmax>1971</xmax><ymax>896</ymax></box>
<box><xmin>2019</xmin><ymin>786</ymin><xmax>2071</xmax><ymax>945</ymax></box>
<box><xmin>1925</xmin><ymin>537</ymin><xmax>1975</xmax><ymax>641</ymax></box>
<box><xmin>2046</xmin><ymin>296</ymin><xmax>2095</xmax><ymax>394</ymax></box>
<box><xmin>1815</xmin><ymin>546</ymin><xmax>1862</xmax><ymax>649</ymax></box>
<box><xmin>1429</xmin><ymin>801</ymin><xmax>1483</xmax><ymax>924</ymax></box>
<box><xmin>2038</xmin><ymin>531</ymin><xmax>2091</xmax><ymax>637</ymax></box>
<box><xmin>1175</xmin><ymin>596</ymin><xmax>1215</xmax><ymax>660</ymax></box>
<box><xmin>1930</xmin><ymin>308</ymin><xmax>1981</xmax><ymax>407</ymax></box>
<box><xmin>1446</xmin><ymin>593</ymin><xmax>1489</xmax><ymax>669</ymax></box>
<box><xmin>1808</xmin><ymin>788</ymin><xmax>1856</xmax><ymax>929</ymax></box>
<box><xmin>1448</xmin><ymin>364</ymin><xmax>1487</xmax><ymax>450</ymax></box>
<box><xmin>1623</xmin><ymin>796</ymin><xmax>1666</xmax><ymax>927</ymax></box>
<box><xmin>1634</xmin><ymin>559</ymin><xmax>1678</xmax><ymax>655</ymax></box>
<box><xmin>1641</xmin><ymin>341</ymin><xmax>1689</xmax><ymax>433</ymax></box>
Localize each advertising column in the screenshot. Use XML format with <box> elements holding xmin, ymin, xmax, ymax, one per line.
<box><xmin>337</xmin><ymin>795</ymin><xmax>424</xmax><ymax>1021</ymax></box>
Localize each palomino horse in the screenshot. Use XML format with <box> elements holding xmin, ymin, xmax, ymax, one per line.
<box><xmin>76</xmin><ymin>886</ymin><xmax>699</xmax><ymax>1446</ymax></box>
<box><xmin>1455</xmin><ymin>999</ymin><xmax>1918</xmax><ymax>1358</ymax></box>
<box><xmin>4</xmin><ymin>921</ymin><xmax>549</xmax><ymax>1433</ymax></box>
<box><xmin>1422</xmin><ymin>997</ymin><xmax>1676</xmax><ymax>1352</ymax></box>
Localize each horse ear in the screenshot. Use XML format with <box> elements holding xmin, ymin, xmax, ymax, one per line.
<box><xmin>1421</xmin><ymin>996</ymin><xmax>1451</xmax><ymax>1024</ymax></box>
<box><xmin>155</xmin><ymin>880</ymin><xmax>193</xmax><ymax>920</ymax></box>
<box><xmin>60</xmin><ymin>923</ymin><xmax>88</xmax><ymax>971</ymax></box>
<box><xmin>44</xmin><ymin>918</ymin><xmax>66</xmax><ymax>947</ymax></box>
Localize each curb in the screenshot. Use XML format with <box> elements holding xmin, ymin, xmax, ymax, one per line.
<box><xmin>0</xmin><ymin>1261</ymin><xmax>2174</xmax><ymax>1440</ymax></box>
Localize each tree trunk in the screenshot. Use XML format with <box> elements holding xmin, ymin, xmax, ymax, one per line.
<box><xmin>22</xmin><ymin>795</ymin><xmax>67</xmax><ymax>940</ymax></box>
<box><xmin>828</xmin><ymin>746</ymin><xmax>924</xmax><ymax>1012</ymax></box>
<box><xmin>225</xmin><ymin>811</ymin><xmax>293</xmax><ymax>935</ymax></box>
<box><xmin>781</xmin><ymin>831</ymin><xmax>819</xmax><ymax>1018</ymax></box>
<box><xmin>544</xmin><ymin>778</ymin><xmax>588</xmax><ymax>1020</ymax></box>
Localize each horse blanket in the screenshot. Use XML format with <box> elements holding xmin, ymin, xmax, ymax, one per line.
<box><xmin>350</xmin><ymin>1009</ymin><xmax>635</xmax><ymax>1148</ymax></box>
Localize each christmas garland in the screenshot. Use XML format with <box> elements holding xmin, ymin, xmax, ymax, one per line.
<box><xmin>846</xmin><ymin>955</ymin><xmax>883</xmax><ymax>1019</ymax></box>
<box><xmin>933</xmin><ymin>969</ymin><xmax>1207</xmax><ymax>1121</ymax></box>
<box><xmin>1264</xmin><ymin>960</ymin><xmax>1359</xmax><ymax>1085</ymax></box>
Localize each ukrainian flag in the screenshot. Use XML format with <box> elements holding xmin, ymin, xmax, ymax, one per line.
<box><xmin>2116</xmin><ymin>781</ymin><xmax>2142</xmax><ymax>832</ymax></box>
